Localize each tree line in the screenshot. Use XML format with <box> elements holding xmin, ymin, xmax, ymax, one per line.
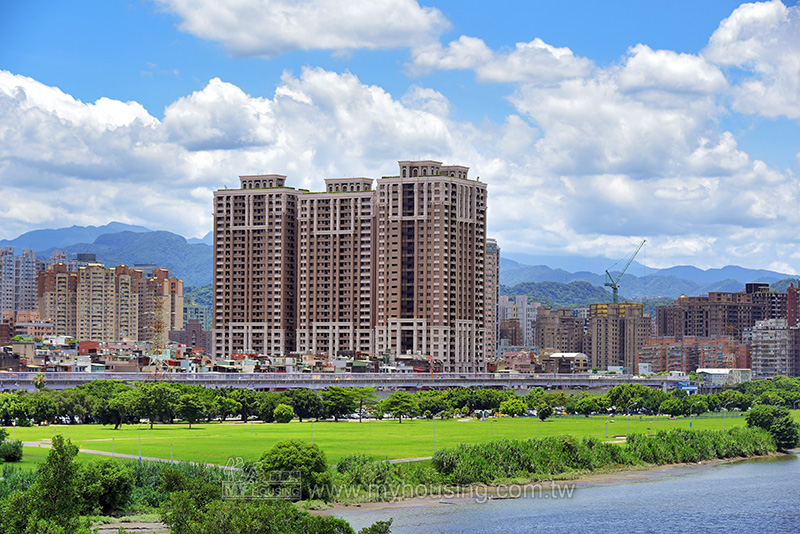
<box><xmin>3</xmin><ymin>376</ymin><xmax>800</xmax><ymax>429</ymax></box>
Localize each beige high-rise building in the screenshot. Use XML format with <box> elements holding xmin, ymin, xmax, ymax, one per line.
<box><xmin>38</xmin><ymin>263</ymin><xmax>78</xmax><ymax>337</ymax></box>
<box><xmin>296</xmin><ymin>178</ymin><xmax>375</xmax><ymax>357</ymax></box>
<box><xmin>138</xmin><ymin>268</ymin><xmax>184</xmax><ymax>343</ymax></box>
<box><xmin>77</xmin><ymin>263</ymin><xmax>117</xmax><ymax>342</ymax></box>
<box><xmin>114</xmin><ymin>265</ymin><xmax>140</xmax><ymax>342</ymax></box>
<box><xmin>373</xmin><ymin>161</ymin><xmax>488</xmax><ymax>373</ymax></box>
<box><xmin>213</xmin><ymin>175</ymin><xmax>299</xmax><ymax>357</ymax></box>
<box><xmin>590</xmin><ymin>303</ymin><xmax>651</xmax><ymax>371</ymax></box>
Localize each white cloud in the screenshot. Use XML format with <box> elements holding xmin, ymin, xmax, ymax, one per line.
<box><xmin>618</xmin><ymin>44</ymin><xmax>727</xmax><ymax>95</ymax></box>
<box><xmin>704</xmin><ymin>0</ymin><xmax>800</xmax><ymax>119</ymax></box>
<box><xmin>157</xmin><ymin>0</ymin><xmax>449</xmax><ymax>57</ymax></box>
<box><xmin>2</xmin><ymin>56</ymin><xmax>800</xmax><ymax>273</ymax></box>
<box><xmin>411</xmin><ymin>36</ymin><xmax>593</xmax><ymax>83</ymax></box>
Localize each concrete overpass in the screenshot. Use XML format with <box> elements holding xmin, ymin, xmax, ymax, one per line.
<box><xmin>0</xmin><ymin>372</ymin><xmax>690</xmax><ymax>391</ymax></box>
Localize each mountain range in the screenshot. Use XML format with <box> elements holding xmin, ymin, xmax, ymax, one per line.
<box><xmin>500</xmin><ymin>258</ymin><xmax>796</xmax><ymax>300</ymax></box>
<box><xmin>3</xmin><ymin>223</ymin><xmax>797</xmax><ymax>303</ymax></box>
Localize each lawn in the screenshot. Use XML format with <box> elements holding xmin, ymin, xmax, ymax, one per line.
<box><xmin>9</xmin><ymin>411</ymin><xmax>755</xmax><ymax>467</ymax></box>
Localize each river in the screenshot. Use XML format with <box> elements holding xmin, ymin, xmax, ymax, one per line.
<box><xmin>334</xmin><ymin>454</ymin><xmax>800</xmax><ymax>533</ymax></box>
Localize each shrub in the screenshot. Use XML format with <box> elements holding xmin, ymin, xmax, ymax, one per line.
<box><xmin>259</xmin><ymin>440</ymin><xmax>332</xmax><ymax>501</ymax></box>
<box><xmin>77</xmin><ymin>459</ymin><xmax>134</xmax><ymax>514</ymax></box>
<box><xmin>0</xmin><ymin>440</ymin><xmax>23</xmax><ymax>462</ymax></box>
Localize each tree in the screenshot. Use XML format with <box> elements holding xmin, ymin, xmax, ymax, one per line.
<box><xmin>274</xmin><ymin>403</ymin><xmax>295</xmax><ymax>424</ymax></box>
<box><xmin>139</xmin><ymin>382</ymin><xmax>180</xmax><ymax>428</ymax></box>
<box><xmin>381</xmin><ymin>391</ymin><xmax>419</xmax><ymax>423</ymax></box>
<box><xmin>177</xmin><ymin>393</ymin><xmax>205</xmax><ymax>429</ymax></box>
<box><xmin>746</xmin><ymin>404</ymin><xmax>799</xmax><ymax>450</ymax></box>
<box><xmin>77</xmin><ymin>459</ymin><xmax>133</xmax><ymax>514</ymax></box>
<box><xmin>259</xmin><ymin>440</ymin><xmax>332</xmax><ymax>501</ymax></box>
<box><xmin>417</xmin><ymin>392</ymin><xmax>448</xmax><ymax>418</ymax></box>
<box><xmin>575</xmin><ymin>396</ymin><xmax>600</xmax><ymax>416</ymax></box>
<box><xmin>351</xmin><ymin>387</ymin><xmax>379</xmax><ymax>422</ymax></box>
<box><xmin>32</xmin><ymin>373</ymin><xmax>46</xmax><ymax>390</ymax></box>
<box><xmin>537</xmin><ymin>404</ymin><xmax>553</xmax><ymax>421</ymax></box>
<box><xmin>229</xmin><ymin>388</ymin><xmax>258</xmax><ymax>421</ymax></box>
<box><xmin>321</xmin><ymin>386</ymin><xmax>357</xmax><ymax>422</ymax></box>
<box><xmin>0</xmin><ymin>435</ymin><xmax>92</xmax><ymax>533</ymax></box>
<box><xmin>213</xmin><ymin>395</ymin><xmax>241</xmax><ymax>422</ymax></box>
<box><xmin>107</xmin><ymin>388</ymin><xmax>142</xmax><ymax>429</ymax></box>
<box><xmin>659</xmin><ymin>398</ymin><xmax>687</xmax><ymax>417</ymax></box>
<box><xmin>283</xmin><ymin>389</ymin><xmax>323</xmax><ymax>422</ymax></box>
<box><xmin>525</xmin><ymin>387</ymin><xmax>544</xmax><ymax>409</ymax></box>
<box><xmin>255</xmin><ymin>391</ymin><xmax>283</xmax><ymax>423</ymax></box>
<box><xmin>499</xmin><ymin>398</ymin><xmax>527</xmax><ymax>417</ymax></box>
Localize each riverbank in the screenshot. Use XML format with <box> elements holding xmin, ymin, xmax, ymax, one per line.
<box><xmin>318</xmin><ymin>451</ymin><xmax>787</xmax><ymax>517</ymax></box>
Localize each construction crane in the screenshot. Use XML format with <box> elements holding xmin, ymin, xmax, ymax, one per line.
<box><xmin>604</xmin><ymin>240</ymin><xmax>646</xmax><ymax>304</ymax></box>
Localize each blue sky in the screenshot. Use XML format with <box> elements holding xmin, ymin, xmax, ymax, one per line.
<box><xmin>1</xmin><ymin>0</ymin><xmax>799</xmax><ymax>272</ymax></box>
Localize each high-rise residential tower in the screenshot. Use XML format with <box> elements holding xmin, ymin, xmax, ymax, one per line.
<box><xmin>296</xmin><ymin>178</ymin><xmax>375</xmax><ymax>357</ymax></box>
<box><xmin>213</xmin><ymin>175</ymin><xmax>299</xmax><ymax>357</ymax></box>
<box><xmin>373</xmin><ymin>161</ymin><xmax>488</xmax><ymax>373</ymax></box>
<box><xmin>38</xmin><ymin>263</ymin><xmax>78</xmax><ymax>337</ymax></box>
<box><xmin>0</xmin><ymin>248</ymin><xmax>37</xmax><ymax>314</ymax></box>
<box><xmin>485</xmin><ymin>238</ymin><xmax>500</xmax><ymax>359</ymax></box>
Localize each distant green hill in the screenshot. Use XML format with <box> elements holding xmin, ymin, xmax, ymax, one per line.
<box><xmin>185</xmin><ymin>284</ymin><xmax>213</xmax><ymax>309</ymax></box>
<box><xmin>500</xmin><ymin>281</ymin><xmax>612</xmax><ymax>308</ymax></box>
<box><xmin>500</xmin><ymin>281</ymin><xmax>674</xmax><ymax>316</ymax></box>
<box><xmin>38</xmin><ymin>231</ymin><xmax>212</xmax><ymax>286</ymax></box>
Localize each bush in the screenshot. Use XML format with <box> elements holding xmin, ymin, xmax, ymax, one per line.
<box><xmin>746</xmin><ymin>404</ymin><xmax>799</xmax><ymax>450</ymax></box>
<box><xmin>259</xmin><ymin>440</ymin><xmax>333</xmax><ymax>501</ymax></box>
<box><xmin>0</xmin><ymin>440</ymin><xmax>23</xmax><ymax>462</ymax></box>
<box><xmin>431</xmin><ymin>428</ymin><xmax>777</xmax><ymax>485</ymax></box>
<box><xmin>77</xmin><ymin>459</ymin><xmax>134</xmax><ymax>514</ymax></box>
<box><xmin>274</xmin><ymin>403</ymin><xmax>295</xmax><ymax>424</ymax></box>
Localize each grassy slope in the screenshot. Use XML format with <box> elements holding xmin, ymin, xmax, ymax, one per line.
<box><xmin>10</xmin><ymin>413</ymin><xmax>755</xmax><ymax>466</ymax></box>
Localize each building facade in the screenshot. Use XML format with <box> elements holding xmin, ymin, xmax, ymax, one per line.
<box><xmin>213</xmin><ymin>174</ymin><xmax>300</xmax><ymax>357</ymax></box>
<box><xmin>38</xmin><ymin>263</ymin><xmax>78</xmax><ymax>337</ymax></box>
<box><xmin>213</xmin><ymin>160</ymin><xmax>490</xmax><ymax>372</ymax></box>
<box><xmin>0</xmin><ymin>248</ymin><xmax>37</xmax><ymax>314</ymax></box>
<box><xmin>748</xmin><ymin>319</ymin><xmax>799</xmax><ymax>378</ymax></box>
<box><xmin>296</xmin><ymin>178</ymin><xmax>375</xmax><ymax>357</ymax></box>
<box><xmin>589</xmin><ymin>303</ymin><xmax>651</xmax><ymax>371</ymax></box>
<box><xmin>485</xmin><ymin>238</ymin><xmax>500</xmax><ymax>359</ymax></box>
<box><xmin>373</xmin><ymin>161</ymin><xmax>488</xmax><ymax>373</ymax></box>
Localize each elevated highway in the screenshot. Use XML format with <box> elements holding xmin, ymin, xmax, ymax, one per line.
<box><xmin>0</xmin><ymin>372</ymin><xmax>689</xmax><ymax>391</ymax></box>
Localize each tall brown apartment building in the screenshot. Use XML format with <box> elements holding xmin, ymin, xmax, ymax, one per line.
<box><xmin>590</xmin><ymin>303</ymin><xmax>651</xmax><ymax>371</ymax></box>
<box><xmin>213</xmin><ymin>160</ymin><xmax>491</xmax><ymax>372</ymax></box>
<box><xmin>296</xmin><ymin>178</ymin><xmax>375</xmax><ymax>357</ymax></box>
<box><xmin>213</xmin><ymin>175</ymin><xmax>299</xmax><ymax>357</ymax></box>
<box><xmin>373</xmin><ymin>162</ymin><xmax>488</xmax><ymax>373</ymax></box>
<box><xmin>485</xmin><ymin>238</ymin><xmax>500</xmax><ymax>359</ymax></box>
<box><xmin>535</xmin><ymin>307</ymin><xmax>585</xmax><ymax>354</ymax></box>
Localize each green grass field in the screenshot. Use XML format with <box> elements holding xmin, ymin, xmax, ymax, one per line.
<box><xmin>9</xmin><ymin>412</ymin><xmax>757</xmax><ymax>467</ymax></box>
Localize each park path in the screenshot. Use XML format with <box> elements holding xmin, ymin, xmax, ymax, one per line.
<box><xmin>22</xmin><ymin>440</ymin><xmax>223</xmax><ymax>467</ymax></box>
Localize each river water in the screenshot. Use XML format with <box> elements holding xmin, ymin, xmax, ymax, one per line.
<box><xmin>335</xmin><ymin>454</ymin><xmax>800</xmax><ymax>533</ymax></box>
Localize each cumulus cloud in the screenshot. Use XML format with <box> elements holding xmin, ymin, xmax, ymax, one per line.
<box><xmin>411</xmin><ymin>36</ymin><xmax>593</xmax><ymax>83</ymax></box>
<box><xmin>156</xmin><ymin>0</ymin><xmax>448</xmax><ymax>57</ymax></box>
<box><xmin>704</xmin><ymin>0</ymin><xmax>800</xmax><ymax>119</ymax></box>
<box><xmin>1</xmin><ymin>50</ymin><xmax>800</xmax><ymax>272</ymax></box>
